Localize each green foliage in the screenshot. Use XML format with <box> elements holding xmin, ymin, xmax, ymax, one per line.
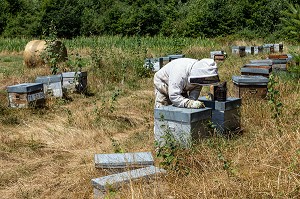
<box><xmin>267</xmin><ymin>74</ymin><xmax>283</xmax><ymax>119</ymax></box>
<box><xmin>280</xmin><ymin>3</ymin><xmax>300</xmax><ymax>41</ymax></box>
<box><xmin>0</xmin><ymin>0</ymin><xmax>295</xmax><ymax>39</ymax></box>
<box><xmin>155</xmin><ymin>130</ymin><xmax>182</xmax><ymax>171</ymax></box>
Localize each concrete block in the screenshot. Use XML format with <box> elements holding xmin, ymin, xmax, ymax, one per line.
<box><xmin>62</xmin><ymin>71</ymin><xmax>87</xmax><ymax>93</ymax></box>
<box><xmin>94</xmin><ymin>152</ymin><xmax>154</xmax><ymax>169</ymax></box>
<box><xmin>35</xmin><ymin>75</ymin><xmax>63</xmax><ymax>98</ymax></box>
<box><xmin>154</xmin><ymin>106</ymin><xmax>212</xmax><ymax>147</ymax></box>
<box><xmin>91</xmin><ymin>166</ymin><xmax>166</xmax><ymax>192</ymax></box>
<box><xmin>93</xmin><ymin>188</ymin><xmax>105</xmax><ymax>199</ymax></box>
<box><xmin>198</xmin><ymin>96</ymin><xmax>241</xmax><ymax>111</ymax></box>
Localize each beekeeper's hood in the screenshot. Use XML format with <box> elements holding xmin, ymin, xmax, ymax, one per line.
<box><xmin>188</xmin><ymin>58</ymin><xmax>219</xmax><ymax>85</ymax></box>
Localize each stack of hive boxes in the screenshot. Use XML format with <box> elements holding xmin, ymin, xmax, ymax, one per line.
<box><xmin>7</xmin><ymin>71</ymin><xmax>88</xmax><ymax>108</ymax></box>
<box><xmin>232</xmin><ymin>53</ymin><xmax>292</xmax><ymax>99</ymax></box>
<box><xmin>144</xmin><ymin>54</ymin><xmax>185</xmax><ymax>72</ymax></box>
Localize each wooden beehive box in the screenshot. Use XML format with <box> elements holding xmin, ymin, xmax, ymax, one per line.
<box><xmin>241</xmin><ymin>63</ymin><xmax>272</xmax><ymax>77</ymax></box>
<box><xmin>210</xmin><ymin>51</ymin><xmax>226</xmax><ymax>61</ymax></box>
<box><xmin>7</xmin><ymin>83</ymin><xmax>45</xmax><ymax>108</ymax></box>
<box><xmin>232</xmin><ymin>75</ymin><xmax>269</xmax><ymax>99</ymax></box>
<box><xmin>35</xmin><ymin>74</ymin><xmax>63</xmax><ymax>98</ymax></box>
<box><xmin>62</xmin><ymin>71</ymin><xmax>87</xmax><ymax>94</ymax></box>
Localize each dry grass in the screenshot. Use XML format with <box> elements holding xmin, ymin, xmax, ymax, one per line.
<box><xmin>0</xmin><ymin>40</ymin><xmax>299</xmax><ymax>199</ymax></box>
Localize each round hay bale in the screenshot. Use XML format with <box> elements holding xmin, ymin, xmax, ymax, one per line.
<box><xmin>23</xmin><ymin>40</ymin><xmax>68</xmax><ymax>68</ymax></box>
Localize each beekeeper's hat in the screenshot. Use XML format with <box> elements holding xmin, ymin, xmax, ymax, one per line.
<box><xmin>188</xmin><ymin>58</ymin><xmax>220</xmax><ymax>85</ymax></box>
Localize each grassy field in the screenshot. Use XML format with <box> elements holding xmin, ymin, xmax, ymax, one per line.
<box><xmin>0</xmin><ymin>36</ymin><xmax>299</xmax><ymax>199</ymax></box>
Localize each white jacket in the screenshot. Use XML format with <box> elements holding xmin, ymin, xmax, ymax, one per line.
<box><xmin>154</xmin><ymin>58</ymin><xmax>218</xmax><ymax>107</ymax></box>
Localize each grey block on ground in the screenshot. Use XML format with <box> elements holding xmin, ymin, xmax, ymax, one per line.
<box><xmin>7</xmin><ymin>83</ymin><xmax>44</xmax><ymax>93</ymax></box>
<box><xmin>154</xmin><ymin>106</ymin><xmax>212</xmax><ymax>123</ymax></box>
<box><xmin>198</xmin><ymin>96</ymin><xmax>241</xmax><ymax>111</ymax></box>
<box><xmin>240</xmin><ymin>67</ymin><xmax>271</xmax><ymax>75</ymax></box>
<box><xmin>232</xmin><ymin>75</ymin><xmax>269</xmax><ymax>85</ymax></box>
<box><xmin>91</xmin><ymin>166</ymin><xmax>166</xmax><ymax>191</ymax></box>
<box><xmin>94</xmin><ymin>152</ymin><xmax>154</xmax><ymax>169</ymax></box>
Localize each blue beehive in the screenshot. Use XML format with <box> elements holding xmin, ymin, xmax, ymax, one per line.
<box><xmin>35</xmin><ymin>74</ymin><xmax>63</xmax><ymax>98</ymax></box>
<box><xmin>154</xmin><ymin>106</ymin><xmax>212</xmax><ymax>148</ymax></box>
<box><xmin>7</xmin><ymin>83</ymin><xmax>45</xmax><ymax>108</ymax></box>
<box><xmin>62</xmin><ymin>71</ymin><xmax>87</xmax><ymax>93</ymax></box>
<box><xmin>199</xmin><ymin>96</ymin><xmax>242</xmax><ymax>134</ymax></box>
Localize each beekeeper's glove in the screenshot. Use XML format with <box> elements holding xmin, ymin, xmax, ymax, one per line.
<box><xmin>185</xmin><ymin>100</ymin><xmax>205</xmax><ymax>109</ymax></box>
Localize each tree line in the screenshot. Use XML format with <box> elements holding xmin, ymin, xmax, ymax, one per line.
<box><xmin>0</xmin><ymin>0</ymin><xmax>299</xmax><ymax>41</ymax></box>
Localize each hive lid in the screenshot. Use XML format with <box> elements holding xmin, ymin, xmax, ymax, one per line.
<box><xmin>7</xmin><ymin>83</ymin><xmax>43</xmax><ymax>93</ymax></box>
<box><xmin>198</xmin><ymin>96</ymin><xmax>241</xmax><ymax>111</ymax></box>
<box><xmin>249</xmin><ymin>59</ymin><xmax>273</xmax><ymax>65</ymax></box>
<box><xmin>35</xmin><ymin>74</ymin><xmax>62</xmax><ymax>84</ymax></box>
<box><xmin>62</xmin><ymin>71</ymin><xmax>87</xmax><ymax>78</ymax></box>
<box><xmin>154</xmin><ymin>106</ymin><xmax>212</xmax><ymax>123</ymax></box>
<box><xmin>232</xmin><ymin>75</ymin><xmax>269</xmax><ymax>85</ymax></box>
<box><xmin>241</xmin><ymin>67</ymin><xmax>271</xmax><ymax>75</ymax></box>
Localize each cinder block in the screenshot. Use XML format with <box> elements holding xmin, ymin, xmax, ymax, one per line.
<box><xmin>94</xmin><ymin>152</ymin><xmax>154</xmax><ymax>169</ymax></box>
<box><xmin>62</xmin><ymin>71</ymin><xmax>87</xmax><ymax>93</ymax></box>
<box><xmin>154</xmin><ymin>106</ymin><xmax>212</xmax><ymax>147</ymax></box>
<box><xmin>35</xmin><ymin>74</ymin><xmax>63</xmax><ymax>98</ymax></box>
<box><xmin>7</xmin><ymin>83</ymin><xmax>45</xmax><ymax>108</ymax></box>
<box><xmin>91</xmin><ymin>166</ymin><xmax>166</xmax><ymax>192</ymax></box>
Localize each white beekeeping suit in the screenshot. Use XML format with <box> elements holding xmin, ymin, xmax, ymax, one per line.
<box><xmin>154</xmin><ymin>58</ymin><xmax>219</xmax><ymax>108</ymax></box>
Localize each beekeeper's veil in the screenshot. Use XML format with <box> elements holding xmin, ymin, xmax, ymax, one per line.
<box><xmin>188</xmin><ymin>58</ymin><xmax>219</xmax><ymax>85</ymax></box>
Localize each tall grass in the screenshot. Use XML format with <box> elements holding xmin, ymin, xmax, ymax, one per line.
<box><xmin>0</xmin><ymin>36</ymin><xmax>299</xmax><ymax>199</ymax></box>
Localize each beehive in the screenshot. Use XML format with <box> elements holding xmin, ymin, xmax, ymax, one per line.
<box><xmin>35</xmin><ymin>74</ymin><xmax>63</xmax><ymax>98</ymax></box>
<box><xmin>241</xmin><ymin>63</ymin><xmax>272</xmax><ymax>77</ymax></box>
<box><xmin>232</xmin><ymin>75</ymin><xmax>269</xmax><ymax>99</ymax></box>
<box><xmin>7</xmin><ymin>83</ymin><xmax>45</xmax><ymax>108</ymax></box>
<box><xmin>154</xmin><ymin>106</ymin><xmax>212</xmax><ymax>148</ymax></box>
<box><xmin>199</xmin><ymin>96</ymin><xmax>241</xmax><ymax>134</ymax></box>
<box><xmin>62</xmin><ymin>71</ymin><xmax>87</xmax><ymax>93</ymax></box>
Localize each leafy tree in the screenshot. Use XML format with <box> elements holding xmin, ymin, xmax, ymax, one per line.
<box><xmin>280</xmin><ymin>3</ymin><xmax>300</xmax><ymax>41</ymax></box>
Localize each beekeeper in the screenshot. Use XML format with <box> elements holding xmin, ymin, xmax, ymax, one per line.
<box><xmin>154</xmin><ymin>58</ymin><xmax>219</xmax><ymax>108</ymax></box>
